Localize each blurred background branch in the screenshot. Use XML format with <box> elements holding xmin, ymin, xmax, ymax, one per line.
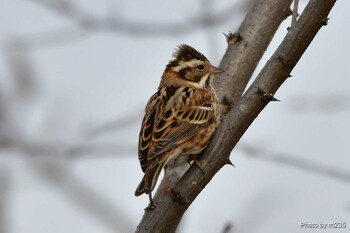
<box><xmin>28</xmin><ymin>0</ymin><xmax>252</xmax><ymax>37</ymax></box>
<box><xmin>240</xmin><ymin>145</ymin><xmax>350</xmax><ymax>183</ymax></box>
<box><xmin>221</xmin><ymin>222</ymin><xmax>234</xmax><ymax>233</ymax></box>
<box><xmin>0</xmin><ymin>167</ymin><xmax>10</xmax><ymax>233</ymax></box>
<box><xmin>28</xmin><ymin>158</ymin><xmax>133</xmax><ymax>233</ymax></box>
<box><xmin>288</xmin><ymin>91</ymin><xmax>350</xmax><ymax>113</ymax></box>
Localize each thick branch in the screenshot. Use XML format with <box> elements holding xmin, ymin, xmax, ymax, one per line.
<box><xmin>136</xmin><ymin>0</ymin><xmax>336</xmax><ymax>232</ymax></box>
<box><xmin>136</xmin><ymin>0</ymin><xmax>293</xmax><ymax>232</ymax></box>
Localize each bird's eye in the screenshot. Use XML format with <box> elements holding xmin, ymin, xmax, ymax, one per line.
<box><xmin>196</xmin><ymin>64</ymin><xmax>204</xmax><ymax>71</ymax></box>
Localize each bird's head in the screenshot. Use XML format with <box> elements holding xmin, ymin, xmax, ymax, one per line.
<box><xmin>161</xmin><ymin>44</ymin><xmax>223</xmax><ymax>88</ymax></box>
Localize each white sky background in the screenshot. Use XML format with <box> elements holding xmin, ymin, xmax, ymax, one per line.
<box><xmin>0</xmin><ymin>0</ymin><xmax>349</xmax><ymax>233</ymax></box>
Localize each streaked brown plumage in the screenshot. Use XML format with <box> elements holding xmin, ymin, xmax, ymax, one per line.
<box><xmin>135</xmin><ymin>44</ymin><xmax>222</xmax><ymax>208</ymax></box>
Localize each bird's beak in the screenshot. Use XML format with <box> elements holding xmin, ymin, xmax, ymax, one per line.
<box><xmin>209</xmin><ymin>65</ymin><xmax>224</xmax><ymax>75</ymax></box>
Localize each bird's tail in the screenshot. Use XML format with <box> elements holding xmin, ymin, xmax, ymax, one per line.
<box><xmin>135</xmin><ymin>160</ymin><xmax>164</xmax><ymax>196</ymax></box>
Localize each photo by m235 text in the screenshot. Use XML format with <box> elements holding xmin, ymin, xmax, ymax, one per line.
<box><xmin>300</xmin><ymin>222</ymin><xmax>346</xmax><ymax>229</ymax></box>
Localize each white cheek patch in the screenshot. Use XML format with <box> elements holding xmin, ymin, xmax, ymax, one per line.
<box><xmin>198</xmin><ymin>73</ymin><xmax>210</xmax><ymax>87</ymax></box>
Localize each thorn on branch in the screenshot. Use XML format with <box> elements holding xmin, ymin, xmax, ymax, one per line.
<box><xmin>288</xmin><ymin>74</ymin><xmax>293</xmax><ymax>78</ymax></box>
<box><xmin>257</xmin><ymin>87</ymin><xmax>280</xmax><ymax>102</ymax></box>
<box><xmin>225</xmin><ymin>158</ymin><xmax>235</xmax><ymax>167</ymax></box>
<box><xmin>321</xmin><ymin>18</ymin><xmax>330</xmax><ymax>26</ymax></box>
<box><xmin>223</xmin><ymin>32</ymin><xmax>242</xmax><ymax>45</ymax></box>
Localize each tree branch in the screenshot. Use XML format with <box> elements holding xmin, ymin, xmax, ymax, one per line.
<box><xmin>135</xmin><ymin>0</ymin><xmax>337</xmax><ymax>232</ymax></box>
<box><xmin>136</xmin><ymin>0</ymin><xmax>292</xmax><ymax>232</ymax></box>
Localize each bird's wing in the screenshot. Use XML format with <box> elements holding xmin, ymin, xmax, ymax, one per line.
<box><xmin>147</xmin><ymin>87</ymin><xmax>216</xmax><ymax>161</ymax></box>
<box><xmin>138</xmin><ymin>92</ymin><xmax>159</xmax><ymax>172</ymax></box>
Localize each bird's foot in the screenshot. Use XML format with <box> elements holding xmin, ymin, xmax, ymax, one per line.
<box><xmin>145</xmin><ymin>202</ymin><xmax>157</xmax><ymax>211</ymax></box>
<box><xmin>188</xmin><ymin>155</ymin><xmax>204</xmax><ymax>174</ymax></box>
<box><xmin>192</xmin><ymin>158</ymin><xmax>204</xmax><ymax>174</ymax></box>
<box><xmin>145</xmin><ymin>193</ymin><xmax>157</xmax><ymax>211</ymax></box>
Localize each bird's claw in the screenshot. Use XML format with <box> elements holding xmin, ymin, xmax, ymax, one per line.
<box><xmin>145</xmin><ymin>202</ymin><xmax>157</xmax><ymax>211</ymax></box>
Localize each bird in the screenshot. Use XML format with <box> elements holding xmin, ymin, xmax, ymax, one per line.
<box><xmin>135</xmin><ymin>44</ymin><xmax>223</xmax><ymax>209</ymax></box>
